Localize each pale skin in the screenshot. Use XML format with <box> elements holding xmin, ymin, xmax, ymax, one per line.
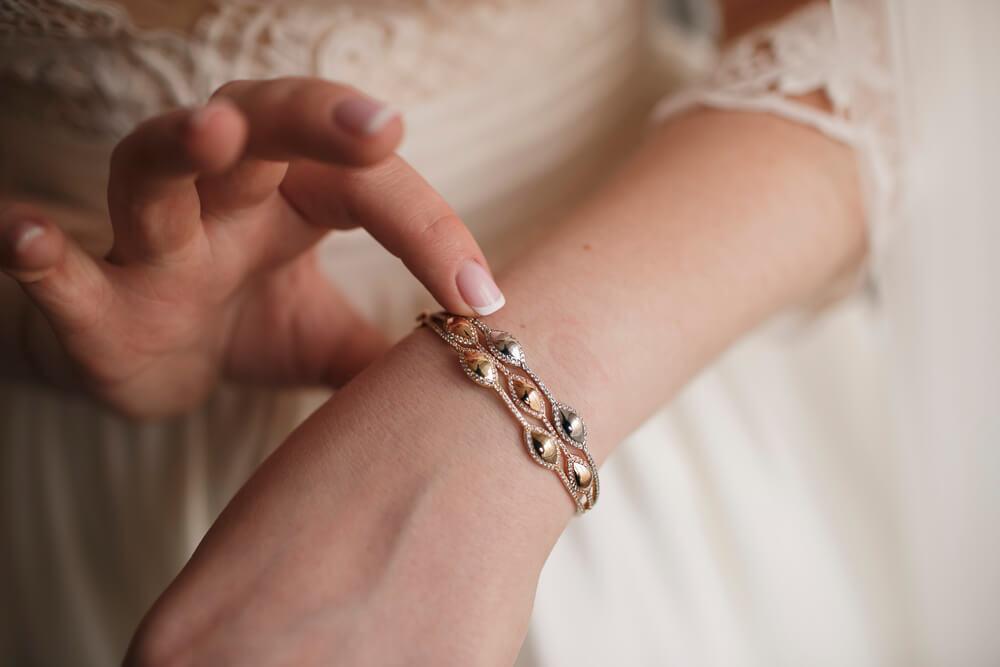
<box><xmin>115</xmin><ymin>101</ymin><xmax>862</xmax><ymax>666</ymax></box>
<box><xmin>0</xmin><ymin>80</ymin><xmax>503</xmax><ymax>417</ymax></box>
<box><xmin>0</xmin><ymin>2</ymin><xmax>862</xmax><ymax>665</ymax></box>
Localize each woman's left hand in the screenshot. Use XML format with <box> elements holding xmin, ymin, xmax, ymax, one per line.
<box><xmin>124</xmin><ymin>330</ymin><xmax>571</xmax><ymax>666</ymax></box>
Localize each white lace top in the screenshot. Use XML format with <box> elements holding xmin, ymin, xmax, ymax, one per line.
<box><xmin>0</xmin><ymin>0</ymin><xmax>634</xmax><ymax>138</ymax></box>
<box><xmin>655</xmin><ymin>1</ymin><xmax>897</xmax><ymax>275</ymax></box>
<box><xmin>0</xmin><ymin>3</ymin><xmax>908</xmax><ymax>667</ymax></box>
<box><xmin>0</xmin><ymin>0</ymin><xmax>896</xmax><ymax>271</ymax></box>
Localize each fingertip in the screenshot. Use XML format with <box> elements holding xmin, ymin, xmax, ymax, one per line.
<box><xmin>185</xmin><ymin>100</ymin><xmax>248</xmax><ymax>174</ymax></box>
<box><xmin>455</xmin><ymin>259</ymin><xmax>506</xmax><ymax>318</ymax></box>
<box><xmin>332</xmin><ymin>97</ymin><xmax>403</xmax><ymax>165</ymax></box>
<box><xmin>0</xmin><ymin>218</ymin><xmax>64</xmax><ymax>278</ymax></box>
<box><xmin>333</xmin><ymin>97</ymin><xmax>398</xmax><ymax>136</ymax></box>
<box><xmin>472</xmin><ymin>292</ymin><xmax>506</xmax><ymax>317</ymax></box>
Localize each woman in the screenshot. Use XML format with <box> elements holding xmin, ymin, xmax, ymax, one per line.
<box><xmin>2</xmin><ymin>0</ymin><xmax>996</xmax><ymax>664</ymax></box>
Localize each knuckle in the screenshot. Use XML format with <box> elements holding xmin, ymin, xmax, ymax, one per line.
<box><xmin>413</xmin><ymin>211</ymin><xmax>467</xmax><ymax>255</ymax></box>
<box><xmin>283</xmin><ymin>79</ymin><xmax>337</xmax><ymax>111</ymax></box>
<box><xmin>210</xmin><ymin>78</ymin><xmax>253</xmax><ymax>102</ymax></box>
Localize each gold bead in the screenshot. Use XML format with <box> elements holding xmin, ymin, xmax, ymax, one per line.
<box><xmin>511</xmin><ymin>376</ymin><xmax>545</xmax><ymax>413</ymax></box>
<box><xmin>461</xmin><ymin>350</ymin><xmax>497</xmax><ymax>385</ymax></box>
<box><xmin>529</xmin><ymin>429</ymin><xmax>559</xmax><ymax>464</ymax></box>
<box><xmin>446</xmin><ymin>317</ymin><xmax>478</xmax><ymax>343</ymax></box>
<box><xmin>571</xmin><ymin>461</ymin><xmax>593</xmax><ymax>488</ymax></box>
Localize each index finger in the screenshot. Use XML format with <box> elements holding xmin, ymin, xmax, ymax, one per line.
<box><xmin>211</xmin><ymin>78</ymin><xmax>403</xmax><ymax>167</ymax></box>
<box><xmin>282</xmin><ymin>157</ymin><xmax>506</xmax><ymax>317</ymax></box>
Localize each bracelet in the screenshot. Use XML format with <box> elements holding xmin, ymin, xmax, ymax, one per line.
<box><xmin>418</xmin><ymin>311</ymin><xmax>599</xmax><ymax>513</ymax></box>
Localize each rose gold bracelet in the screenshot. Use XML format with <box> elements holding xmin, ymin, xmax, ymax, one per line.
<box><xmin>418</xmin><ymin>311</ymin><xmax>599</xmax><ymax>513</ymax></box>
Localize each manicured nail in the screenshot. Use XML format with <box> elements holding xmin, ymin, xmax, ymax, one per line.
<box><xmin>456</xmin><ymin>260</ymin><xmax>505</xmax><ymax>316</ymax></box>
<box><xmin>334</xmin><ymin>97</ymin><xmax>398</xmax><ymax>136</ymax></box>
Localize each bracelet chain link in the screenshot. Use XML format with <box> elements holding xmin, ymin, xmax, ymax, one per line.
<box><xmin>418</xmin><ymin>311</ymin><xmax>599</xmax><ymax>513</ymax></box>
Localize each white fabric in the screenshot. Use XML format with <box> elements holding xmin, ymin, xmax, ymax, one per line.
<box><xmin>654</xmin><ymin>2</ymin><xmax>897</xmax><ymax>280</ymax></box>
<box><xmin>878</xmin><ymin>1</ymin><xmax>1000</xmax><ymax>663</ymax></box>
<box><xmin>3</xmin><ymin>1</ymin><xmax>983</xmax><ymax>665</ymax></box>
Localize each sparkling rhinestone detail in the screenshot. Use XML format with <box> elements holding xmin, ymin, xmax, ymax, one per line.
<box><xmin>510</xmin><ymin>375</ymin><xmax>546</xmax><ymax>417</ymax></box>
<box><xmin>419</xmin><ymin>311</ymin><xmax>599</xmax><ymax>514</ymax></box>
<box><xmin>446</xmin><ymin>316</ymin><xmax>478</xmax><ymax>344</ymax></box>
<box><xmin>460</xmin><ymin>349</ymin><xmax>497</xmax><ymax>386</ymax></box>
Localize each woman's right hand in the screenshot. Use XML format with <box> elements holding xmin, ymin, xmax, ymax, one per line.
<box><xmin>0</xmin><ymin>78</ymin><xmax>504</xmax><ymax>419</ymax></box>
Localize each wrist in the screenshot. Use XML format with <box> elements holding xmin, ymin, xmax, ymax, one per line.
<box><xmin>385</xmin><ymin>328</ymin><xmax>576</xmax><ymax>560</ymax></box>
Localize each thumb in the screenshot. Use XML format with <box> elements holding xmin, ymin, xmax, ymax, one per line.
<box><xmin>0</xmin><ymin>203</ymin><xmax>111</xmax><ymax>333</ymax></box>
<box><xmin>282</xmin><ymin>157</ymin><xmax>506</xmax><ymax>317</ymax></box>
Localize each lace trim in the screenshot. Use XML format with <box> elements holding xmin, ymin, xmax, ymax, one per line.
<box><xmin>652</xmin><ymin>1</ymin><xmax>899</xmax><ymax>277</ymax></box>
<box><xmin>0</xmin><ymin>0</ymin><xmax>628</xmax><ymax>139</ymax></box>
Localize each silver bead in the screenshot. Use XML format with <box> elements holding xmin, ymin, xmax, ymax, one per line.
<box><xmin>491</xmin><ymin>331</ymin><xmax>524</xmax><ymax>363</ymax></box>
<box><xmin>556</xmin><ymin>406</ymin><xmax>586</xmax><ymax>444</ymax></box>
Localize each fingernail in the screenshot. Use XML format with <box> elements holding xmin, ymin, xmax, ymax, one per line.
<box><xmin>1</xmin><ymin>221</ymin><xmax>44</xmax><ymax>267</ymax></box>
<box><xmin>334</xmin><ymin>97</ymin><xmax>399</xmax><ymax>136</ymax></box>
<box><xmin>12</xmin><ymin>222</ymin><xmax>45</xmax><ymax>253</ymax></box>
<box><xmin>189</xmin><ymin>103</ymin><xmax>222</xmax><ymax>131</ymax></box>
<box><xmin>456</xmin><ymin>260</ymin><xmax>505</xmax><ymax>316</ymax></box>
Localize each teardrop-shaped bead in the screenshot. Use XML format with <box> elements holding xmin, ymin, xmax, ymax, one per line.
<box><xmin>571</xmin><ymin>461</ymin><xmax>593</xmax><ymax>488</ymax></box>
<box><xmin>461</xmin><ymin>350</ymin><xmax>497</xmax><ymax>385</ymax></box>
<box><xmin>491</xmin><ymin>331</ymin><xmax>525</xmax><ymax>363</ymax></box>
<box><xmin>511</xmin><ymin>376</ymin><xmax>545</xmax><ymax>413</ymax></box>
<box><xmin>529</xmin><ymin>429</ymin><xmax>559</xmax><ymax>464</ymax></box>
<box><xmin>557</xmin><ymin>406</ymin><xmax>586</xmax><ymax>443</ymax></box>
<box><xmin>446</xmin><ymin>317</ymin><xmax>478</xmax><ymax>343</ymax></box>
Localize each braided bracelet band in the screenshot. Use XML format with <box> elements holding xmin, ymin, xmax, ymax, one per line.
<box><xmin>418</xmin><ymin>311</ymin><xmax>599</xmax><ymax>513</ymax></box>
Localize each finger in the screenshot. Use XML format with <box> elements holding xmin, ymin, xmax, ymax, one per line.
<box><xmin>282</xmin><ymin>157</ymin><xmax>505</xmax><ymax>317</ymax></box>
<box><xmin>211</xmin><ymin>78</ymin><xmax>402</xmax><ymax>168</ymax></box>
<box><xmin>107</xmin><ymin>100</ymin><xmax>248</xmax><ymax>263</ymax></box>
<box><xmin>0</xmin><ymin>204</ymin><xmax>111</xmax><ymax>333</ymax></box>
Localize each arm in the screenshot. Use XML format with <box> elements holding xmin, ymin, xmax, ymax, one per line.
<box><xmin>0</xmin><ymin>80</ymin><xmax>503</xmax><ymax>416</ymax></box>
<box><xmin>490</xmin><ymin>98</ymin><xmax>863</xmax><ymax>456</ymax></box>
<box><xmin>128</xmin><ymin>102</ymin><xmax>864</xmax><ymax>664</ymax></box>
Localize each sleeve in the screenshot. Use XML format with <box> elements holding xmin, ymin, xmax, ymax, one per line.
<box><xmin>652</xmin><ymin>1</ymin><xmax>899</xmax><ymax>286</ymax></box>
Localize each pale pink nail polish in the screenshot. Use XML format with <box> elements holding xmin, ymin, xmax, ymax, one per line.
<box><xmin>457</xmin><ymin>260</ymin><xmax>505</xmax><ymax>316</ymax></box>
<box><xmin>334</xmin><ymin>98</ymin><xmax>398</xmax><ymax>136</ymax></box>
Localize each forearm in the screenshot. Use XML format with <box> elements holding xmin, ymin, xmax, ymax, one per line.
<box><xmin>133</xmin><ymin>106</ymin><xmax>865</xmax><ymax>663</ymax></box>
<box><xmin>488</xmin><ymin>104</ymin><xmax>862</xmax><ymax>456</ymax></box>
<box><xmin>312</xmin><ymin>104</ymin><xmax>862</xmax><ymax>545</ymax></box>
